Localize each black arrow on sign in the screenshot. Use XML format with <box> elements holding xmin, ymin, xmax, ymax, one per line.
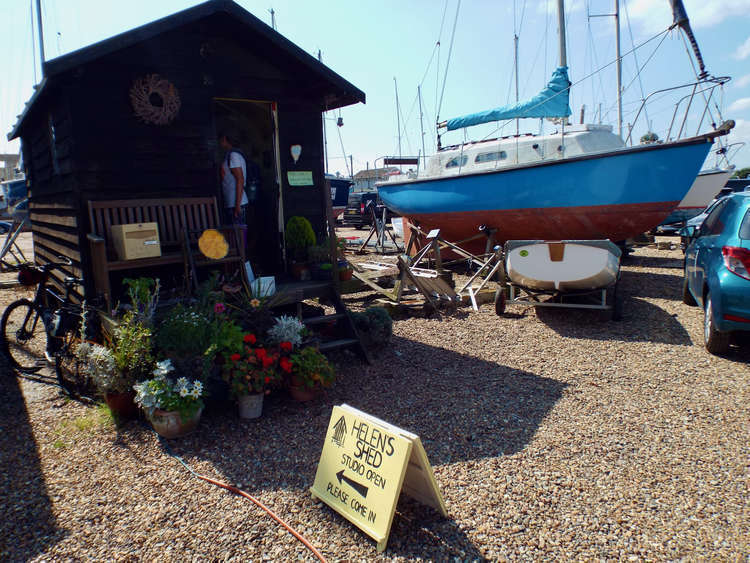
<box><xmin>336</xmin><ymin>470</ymin><xmax>368</xmax><ymax>498</ymax></box>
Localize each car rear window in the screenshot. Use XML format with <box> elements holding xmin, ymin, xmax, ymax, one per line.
<box><xmin>740</xmin><ymin>210</ymin><xmax>750</xmax><ymax>239</ymax></box>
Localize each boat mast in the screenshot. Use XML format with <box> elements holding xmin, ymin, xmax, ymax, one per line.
<box><xmin>615</xmin><ymin>0</ymin><xmax>622</xmax><ymax>137</ymax></box>
<box><xmin>394</xmin><ymin>77</ymin><xmax>402</xmax><ymax>162</ymax></box>
<box><xmin>557</xmin><ymin>0</ymin><xmax>566</xmax><ymax>145</ymax></box>
<box><xmin>35</xmin><ymin>0</ymin><xmax>45</xmax><ymax>78</ymax></box>
<box><xmin>557</xmin><ymin>0</ymin><xmax>567</xmax><ymax>68</ymax></box>
<box><xmin>418</xmin><ymin>85</ymin><xmax>427</xmax><ymax>170</ymax></box>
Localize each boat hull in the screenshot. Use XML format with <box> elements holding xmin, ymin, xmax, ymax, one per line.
<box><xmin>379</xmin><ymin>136</ymin><xmax>714</xmax><ymax>247</ymax></box>
<box><xmin>506</xmin><ymin>240</ymin><xmax>621</xmax><ymax>292</ymax></box>
<box><xmin>660</xmin><ymin>168</ymin><xmax>733</xmax><ymax>225</ymax></box>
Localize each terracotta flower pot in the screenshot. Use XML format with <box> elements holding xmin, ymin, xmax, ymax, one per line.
<box><xmin>238</xmin><ymin>393</ymin><xmax>264</xmax><ymax>419</ymax></box>
<box><xmin>289</xmin><ymin>385</ymin><xmax>318</xmax><ymax>402</ymax></box>
<box><xmin>104</xmin><ymin>390</ymin><xmax>138</xmax><ymax>419</ymax></box>
<box><xmin>339</xmin><ymin>268</ymin><xmax>354</xmax><ymax>281</ymax></box>
<box><xmin>147</xmin><ymin>407</ymin><xmax>203</xmax><ymax>439</ymax></box>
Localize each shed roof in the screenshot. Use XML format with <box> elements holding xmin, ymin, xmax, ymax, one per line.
<box><xmin>9</xmin><ymin>0</ymin><xmax>365</xmax><ymax>140</ymax></box>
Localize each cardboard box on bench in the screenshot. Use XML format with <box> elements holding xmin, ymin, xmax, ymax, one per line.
<box><xmin>110</xmin><ymin>223</ymin><xmax>162</xmax><ymax>260</ymax></box>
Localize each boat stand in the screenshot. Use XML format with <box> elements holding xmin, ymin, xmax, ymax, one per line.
<box><xmin>0</xmin><ymin>216</ymin><xmax>30</xmax><ymax>272</ymax></box>
<box><xmin>356</xmin><ymin>205</ymin><xmax>403</xmax><ymax>255</ymax></box>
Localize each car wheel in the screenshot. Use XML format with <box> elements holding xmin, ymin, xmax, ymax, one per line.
<box><xmin>682</xmin><ymin>269</ymin><xmax>696</xmax><ymax>306</ymax></box>
<box><xmin>704</xmin><ymin>293</ymin><xmax>730</xmax><ymax>355</ymax></box>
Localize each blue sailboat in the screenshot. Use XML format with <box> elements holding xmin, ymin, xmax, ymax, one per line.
<box><xmin>377</xmin><ymin>0</ymin><xmax>732</xmax><ymax>249</ymax></box>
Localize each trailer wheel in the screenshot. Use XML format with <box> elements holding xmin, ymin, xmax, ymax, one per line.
<box><xmin>611</xmin><ymin>286</ymin><xmax>623</xmax><ymax>321</ymax></box>
<box><xmin>494</xmin><ymin>288</ymin><xmax>506</xmax><ymax>316</ymax></box>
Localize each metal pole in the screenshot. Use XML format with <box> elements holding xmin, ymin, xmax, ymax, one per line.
<box><xmin>36</xmin><ymin>0</ymin><xmax>45</xmax><ymax>76</ymax></box>
<box><xmin>514</xmin><ymin>33</ymin><xmax>519</xmax><ymax>138</ymax></box>
<box><xmin>319</xmin><ymin>50</ymin><xmax>328</xmax><ymax>174</ymax></box>
<box><xmin>350</xmin><ymin>155</ymin><xmax>353</xmax><ymax>179</ymax></box>
<box><xmin>418</xmin><ymin>85</ymin><xmax>427</xmax><ymax>170</ymax></box>
<box><xmin>557</xmin><ymin>0</ymin><xmax>567</xmax><ymax>67</ymax></box>
<box><xmin>615</xmin><ymin>0</ymin><xmax>622</xmax><ymax>136</ymax></box>
<box><xmin>394</xmin><ymin>77</ymin><xmax>402</xmax><ymax>162</ymax></box>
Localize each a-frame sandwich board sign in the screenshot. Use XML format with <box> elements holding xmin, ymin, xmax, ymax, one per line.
<box><xmin>310</xmin><ymin>404</ymin><xmax>447</xmax><ymax>552</ymax></box>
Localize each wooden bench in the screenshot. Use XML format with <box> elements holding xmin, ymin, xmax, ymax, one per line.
<box><xmin>87</xmin><ymin>197</ymin><xmax>244</xmax><ymax>306</ymax></box>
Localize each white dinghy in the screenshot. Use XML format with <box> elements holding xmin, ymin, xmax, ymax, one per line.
<box><xmin>505</xmin><ymin>240</ymin><xmax>622</xmax><ymax>292</ymax></box>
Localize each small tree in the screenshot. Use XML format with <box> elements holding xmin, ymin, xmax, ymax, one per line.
<box><xmin>640</xmin><ymin>131</ymin><xmax>659</xmax><ymax>144</ymax></box>
<box><xmin>731</xmin><ymin>167</ymin><xmax>750</xmax><ymax>179</ymax></box>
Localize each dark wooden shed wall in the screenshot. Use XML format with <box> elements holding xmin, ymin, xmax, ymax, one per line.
<box><xmin>21</xmin><ymin>13</ymin><xmax>346</xmax><ymax>297</ymax></box>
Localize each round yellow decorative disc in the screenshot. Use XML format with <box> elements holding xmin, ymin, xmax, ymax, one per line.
<box><xmin>198</xmin><ymin>229</ymin><xmax>229</xmax><ymax>259</ymax></box>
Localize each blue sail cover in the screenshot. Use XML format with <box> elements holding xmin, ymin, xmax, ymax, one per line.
<box><xmin>445</xmin><ymin>66</ymin><xmax>572</xmax><ymax>131</ymax></box>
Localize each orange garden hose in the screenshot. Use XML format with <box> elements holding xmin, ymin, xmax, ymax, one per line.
<box><xmin>158</xmin><ymin>434</ymin><xmax>327</xmax><ymax>562</ymax></box>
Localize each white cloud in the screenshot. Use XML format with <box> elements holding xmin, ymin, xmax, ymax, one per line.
<box><xmin>729</xmin><ymin>97</ymin><xmax>750</xmax><ymax>112</ymax></box>
<box><xmin>727</xmin><ymin>118</ymin><xmax>750</xmax><ymax>166</ymax></box>
<box><xmin>625</xmin><ymin>0</ymin><xmax>750</xmax><ymax>34</ymax></box>
<box><xmin>734</xmin><ymin>37</ymin><xmax>750</xmax><ymax>60</ymax></box>
<box><xmin>736</xmin><ymin>74</ymin><xmax>750</xmax><ymax>88</ymax></box>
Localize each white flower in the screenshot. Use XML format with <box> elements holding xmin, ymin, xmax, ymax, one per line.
<box><xmin>191</xmin><ymin>380</ymin><xmax>203</xmax><ymax>396</ymax></box>
<box><xmin>179</xmin><ymin>386</ymin><xmax>189</xmax><ymax>397</ymax></box>
<box><xmin>267</xmin><ymin>315</ymin><xmax>304</xmax><ymax>347</ymax></box>
<box><xmin>176</xmin><ymin>377</ymin><xmax>188</xmax><ymax>389</ymax></box>
<box><xmin>189</xmin><ymin>387</ymin><xmax>201</xmax><ymax>399</ymax></box>
<box><xmin>154</xmin><ymin>359</ymin><xmax>174</xmax><ymax>377</ymax></box>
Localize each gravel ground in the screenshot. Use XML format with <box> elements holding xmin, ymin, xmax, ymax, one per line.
<box><xmin>1</xmin><ymin>233</ymin><xmax>748</xmax><ymax>561</ymax></box>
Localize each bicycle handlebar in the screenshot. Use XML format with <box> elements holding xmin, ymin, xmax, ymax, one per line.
<box><xmin>40</xmin><ymin>257</ymin><xmax>73</xmax><ymax>273</ymax></box>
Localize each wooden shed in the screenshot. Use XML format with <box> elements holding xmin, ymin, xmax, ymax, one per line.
<box><xmin>8</xmin><ymin>0</ymin><xmax>365</xmax><ymax>303</ymax></box>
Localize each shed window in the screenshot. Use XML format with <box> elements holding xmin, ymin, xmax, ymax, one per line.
<box><xmin>445</xmin><ymin>155</ymin><xmax>468</xmax><ymax>169</ymax></box>
<box><xmin>475</xmin><ymin>151</ymin><xmax>507</xmax><ymax>163</ymax></box>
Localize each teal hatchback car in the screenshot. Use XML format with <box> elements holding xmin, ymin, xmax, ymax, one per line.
<box><xmin>682</xmin><ymin>192</ymin><xmax>750</xmax><ymax>355</ymax></box>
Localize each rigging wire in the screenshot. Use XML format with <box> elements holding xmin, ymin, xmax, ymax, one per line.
<box><xmin>477</xmin><ymin>27</ymin><xmax>670</xmax><ymax>141</ymax></box>
<box><xmin>435</xmin><ymin>0</ymin><xmax>449</xmax><ymax>121</ymax></box>
<box><xmin>623</xmin><ymin>0</ymin><xmax>650</xmax><ymax>129</ymax></box>
<box><xmin>436</xmin><ymin>0</ymin><xmax>461</xmax><ymax>123</ymax></box>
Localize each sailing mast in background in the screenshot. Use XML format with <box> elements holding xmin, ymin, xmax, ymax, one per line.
<box><xmin>35</xmin><ymin>0</ymin><xmax>45</xmax><ymax>78</ymax></box>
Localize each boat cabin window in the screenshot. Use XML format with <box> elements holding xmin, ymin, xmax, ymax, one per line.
<box><xmin>445</xmin><ymin>155</ymin><xmax>468</xmax><ymax>168</ymax></box>
<box><xmin>475</xmin><ymin>151</ymin><xmax>507</xmax><ymax>163</ymax></box>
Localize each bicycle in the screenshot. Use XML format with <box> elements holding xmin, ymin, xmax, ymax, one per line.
<box><xmin>1</xmin><ymin>258</ymin><xmax>99</xmax><ymax>396</ymax></box>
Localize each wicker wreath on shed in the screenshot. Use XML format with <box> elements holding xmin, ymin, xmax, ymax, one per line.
<box><xmin>129</xmin><ymin>74</ymin><xmax>181</xmax><ymax>125</ymax></box>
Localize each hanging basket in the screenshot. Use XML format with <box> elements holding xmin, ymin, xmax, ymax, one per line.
<box><xmin>129</xmin><ymin>74</ymin><xmax>181</xmax><ymax>125</ymax></box>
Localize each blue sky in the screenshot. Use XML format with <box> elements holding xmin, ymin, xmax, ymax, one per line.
<box><xmin>2</xmin><ymin>0</ymin><xmax>750</xmax><ymax>175</ymax></box>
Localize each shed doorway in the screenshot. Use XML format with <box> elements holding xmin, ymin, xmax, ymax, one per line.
<box><xmin>213</xmin><ymin>98</ymin><xmax>282</xmax><ymax>273</ymax></box>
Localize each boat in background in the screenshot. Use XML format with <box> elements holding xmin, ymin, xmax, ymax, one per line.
<box><xmin>377</xmin><ymin>0</ymin><xmax>732</xmax><ymax>250</ymax></box>
<box><xmin>660</xmin><ymin>166</ymin><xmax>734</xmax><ymax>226</ymax></box>
<box><xmin>506</xmin><ymin>239</ymin><xmax>621</xmax><ymax>292</ymax></box>
<box><xmin>327</xmin><ymin>175</ymin><xmax>352</xmax><ymax>218</ymax></box>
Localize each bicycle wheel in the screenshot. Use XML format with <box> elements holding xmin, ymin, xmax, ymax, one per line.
<box><xmin>1</xmin><ymin>299</ymin><xmax>50</xmax><ymax>373</ymax></box>
<box><xmin>54</xmin><ymin>344</ymin><xmax>85</xmax><ymax>396</ymax></box>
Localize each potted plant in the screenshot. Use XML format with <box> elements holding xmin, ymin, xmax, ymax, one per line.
<box><xmin>267</xmin><ymin>315</ymin><xmax>305</xmax><ymax>348</ymax></box>
<box><xmin>91</xmin><ymin>311</ymin><xmax>156</xmax><ymax>418</ymax></box>
<box><xmin>133</xmin><ymin>360</ymin><xmax>205</xmax><ymax>438</ymax></box>
<box><xmin>222</xmin><ymin>334</ymin><xmax>281</xmax><ymax>419</ymax></box>
<box><xmin>287</xmin><ymin>346</ymin><xmax>336</xmax><ymax>402</ymax></box>
<box><xmin>155</xmin><ymin>304</ymin><xmax>214</xmax><ymax>381</ymax></box>
<box><xmin>285</xmin><ymin>216</ymin><xmax>315</xmax><ymax>280</ymax></box>
<box><xmin>75</xmin><ymin>341</ymin><xmax>139</xmax><ymax>419</ymax></box>
<box><xmin>338</xmin><ymin>259</ymin><xmax>354</xmax><ymax>281</ymax></box>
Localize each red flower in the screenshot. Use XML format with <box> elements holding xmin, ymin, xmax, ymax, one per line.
<box><xmin>262</xmin><ymin>356</ymin><xmax>274</xmax><ymax>368</ymax></box>
<box><xmin>230</xmin><ymin>353</ymin><xmax>241</xmax><ymax>362</ymax></box>
<box><xmin>280</xmin><ymin>341</ymin><xmax>293</xmax><ymax>352</ymax></box>
<box><xmin>279</xmin><ymin>357</ymin><xmax>292</xmax><ymax>373</ymax></box>
<box><xmin>255</xmin><ymin>348</ymin><xmax>267</xmax><ymax>360</ymax></box>
<box><xmin>244</xmin><ymin>334</ymin><xmax>257</xmax><ymax>344</ymax></box>
<box><xmin>264</xmin><ymin>376</ymin><xmax>271</xmax><ymax>384</ymax></box>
